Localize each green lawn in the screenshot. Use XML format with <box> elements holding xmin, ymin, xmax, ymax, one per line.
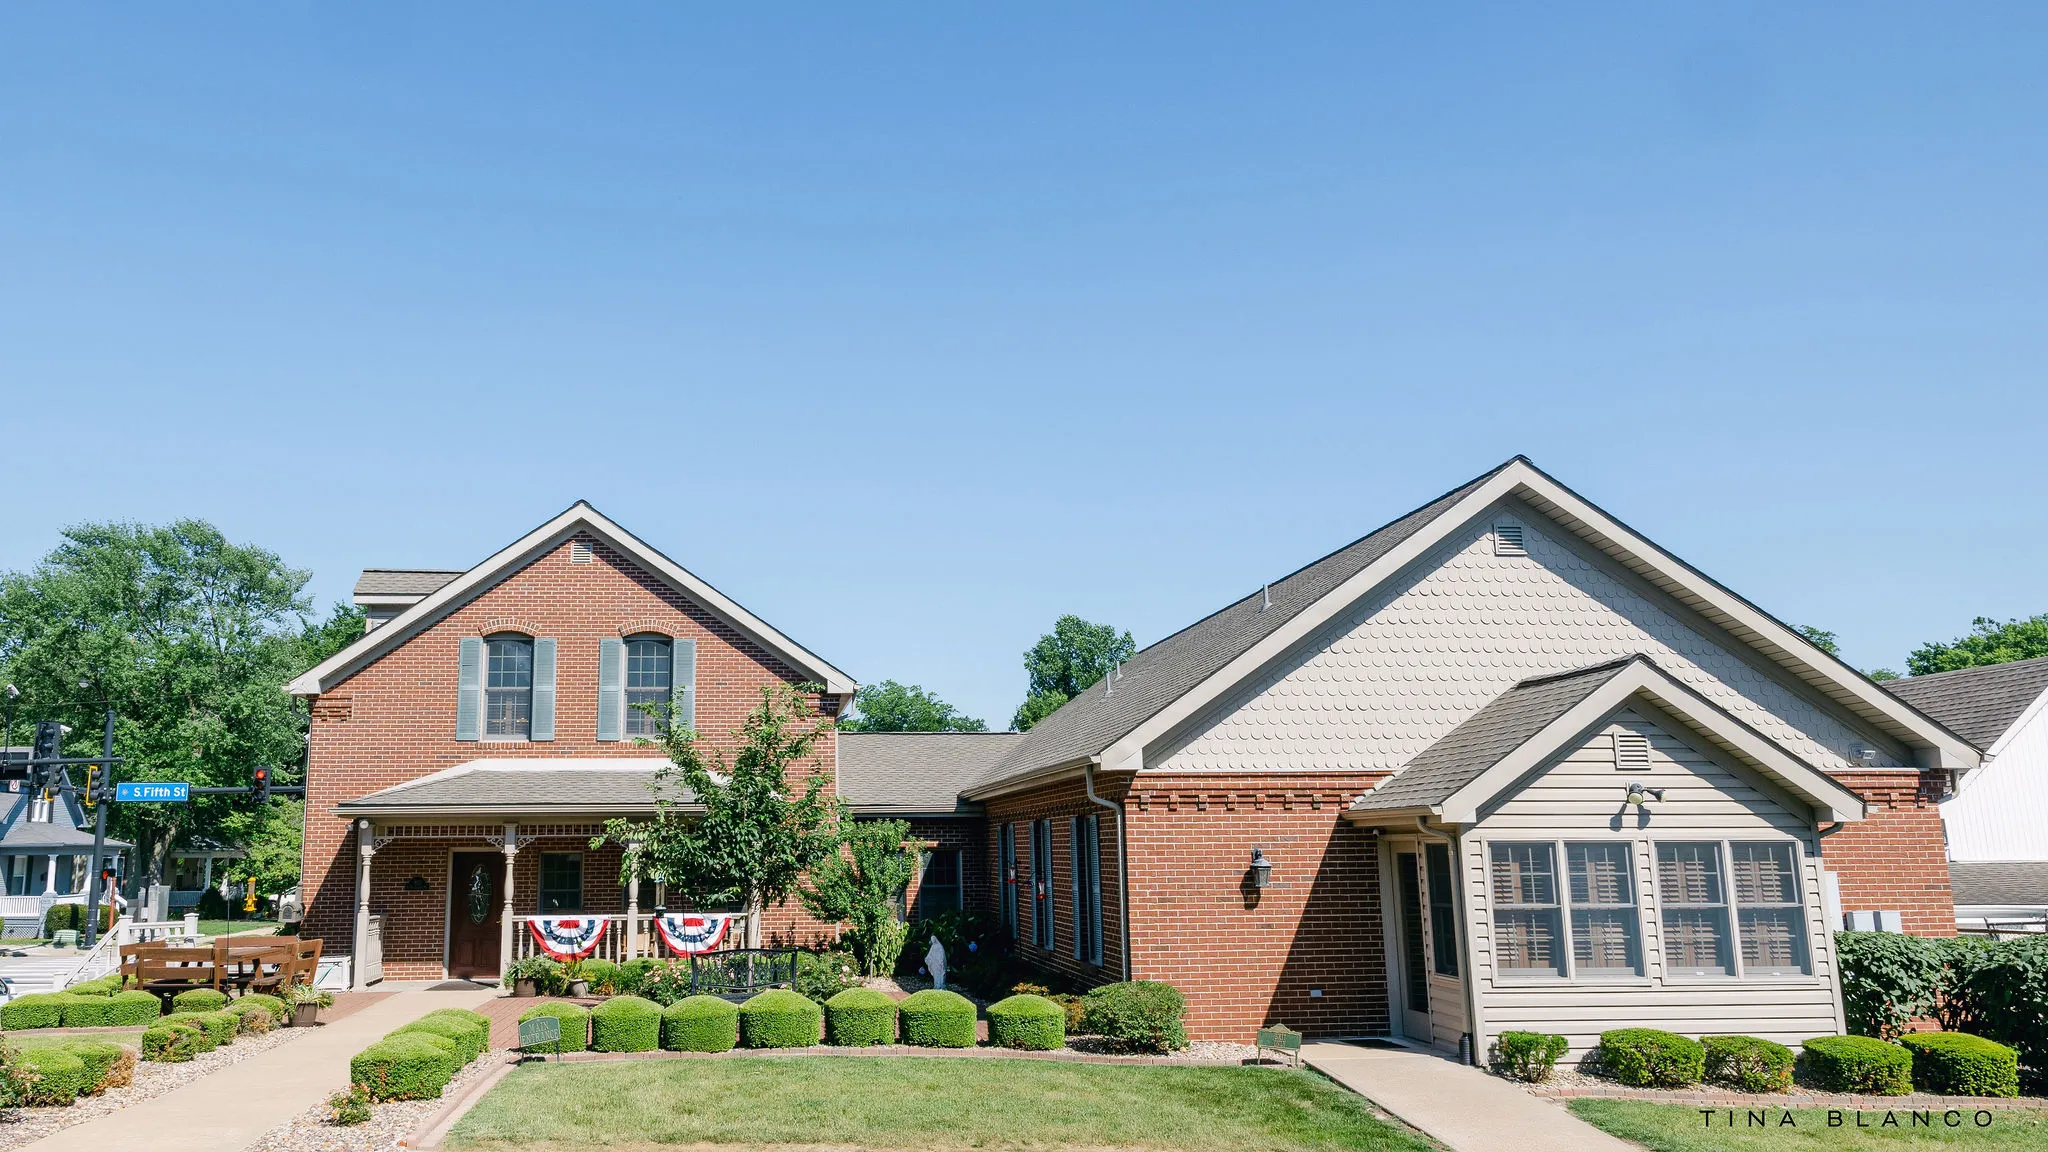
<box><xmin>195</xmin><ymin>920</ymin><xmax>281</xmax><ymax>937</ymax></box>
<box><xmin>1570</xmin><ymin>1099</ymin><xmax>2048</xmax><ymax>1150</ymax></box>
<box><xmin>447</xmin><ymin>1057</ymin><xmax>1438</xmax><ymax>1152</ymax></box>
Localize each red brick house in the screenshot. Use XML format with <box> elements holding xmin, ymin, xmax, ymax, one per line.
<box><xmin>294</xmin><ymin>459</ymin><xmax>1979</xmax><ymax>1060</ymax></box>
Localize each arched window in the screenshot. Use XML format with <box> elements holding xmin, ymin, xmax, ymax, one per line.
<box><xmin>485</xmin><ymin>633</ymin><xmax>534</xmax><ymax>737</ymax></box>
<box><xmin>624</xmin><ymin>634</ymin><xmax>672</xmax><ymax>737</ymax></box>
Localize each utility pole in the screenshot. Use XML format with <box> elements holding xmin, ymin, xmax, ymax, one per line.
<box><xmin>83</xmin><ymin>709</ymin><xmax>114</xmax><ymax>949</ymax></box>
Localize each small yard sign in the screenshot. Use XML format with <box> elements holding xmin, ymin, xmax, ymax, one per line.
<box><xmin>115</xmin><ymin>782</ymin><xmax>190</xmax><ymax>802</ymax></box>
<box><xmin>1255</xmin><ymin>1024</ymin><xmax>1302</xmax><ymax>1068</ymax></box>
<box><xmin>518</xmin><ymin>1014</ymin><xmax>562</xmax><ymax>1059</ymax></box>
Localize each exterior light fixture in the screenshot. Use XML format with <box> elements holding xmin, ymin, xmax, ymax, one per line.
<box><xmin>1249</xmin><ymin>848</ymin><xmax>1273</xmax><ymax>888</ymax></box>
<box><xmin>1624</xmin><ymin>781</ymin><xmax>1666</xmax><ymax>808</ymax></box>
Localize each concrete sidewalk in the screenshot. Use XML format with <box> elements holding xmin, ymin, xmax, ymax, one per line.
<box><xmin>1302</xmin><ymin>1040</ymin><xmax>1635</xmax><ymax>1152</ymax></box>
<box><xmin>17</xmin><ymin>986</ymin><xmax>496</xmax><ymax>1152</ymax></box>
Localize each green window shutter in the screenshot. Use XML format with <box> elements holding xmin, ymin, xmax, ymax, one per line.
<box><xmin>597</xmin><ymin>637</ymin><xmax>623</xmax><ymax>742</ymax></box>
<box><xmin>672</xmin><ymin>638</ymin><xmax>698</xmax><ymax>732</ymax></box>
<box><xmin>456</xmin><ymin>636</ymin><xmax>483</xmax><ymax>741</ymax></box>
<box><xmin>531</xmin><ymin>638</ymin><xmax>557</xmax><ymax>741</ymax></box>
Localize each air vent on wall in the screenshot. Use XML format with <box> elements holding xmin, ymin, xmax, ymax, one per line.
<box><xmin>1493</xmin><ymin>523</ymin><xmax>1527</xmax><ymax>556</ymax></box>
<box><xmin>1614</xmin><ymin>732</ymin><xmax>1651</xmax><ymax>769</ymax></box>
<box><xmin>571</xmin><ymin>540</ymin><xmax>594</xmax><ymax>564</ymax></box>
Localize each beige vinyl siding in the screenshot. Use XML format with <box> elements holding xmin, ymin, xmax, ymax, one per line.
<box><xmin>1427</xmin><ymin>971</ymin><xmax>1465</xmax><ymax>1048</ymax></box>
<box><xmin>1465</xmin><ymin>713</ymin><xmax>1844</xmax><ymax>1057</ymax></box>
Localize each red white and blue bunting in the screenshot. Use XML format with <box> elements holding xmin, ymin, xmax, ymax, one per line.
<box><xmin>527</xmin><ymin>917</ymin><xmax>608</xmax><ymax>961</ymax></box>
<box><xmin>651</xmin><ymin>912</ymin><xmax>734</xmax><ymax>955</ymax></box>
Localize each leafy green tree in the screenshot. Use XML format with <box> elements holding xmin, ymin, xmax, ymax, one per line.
<box><xmin>1797</xmin><ymin>624</ymin><xmax>1899</xmax><ymax>681</ymax></box>
<box><xmin>797</xmin><ymin>817</ymin><xmax>921</xmax><ymax>975</ymax></box>
<box><xmin>222</xmin><ymin>799</ymin><xmax>306</xmax><ymax>904</ymax></box>
<box><xmin>0</xmin><ymin>521</ymin><xmax>359</xmax><ymax>898</ymax></box>
<box><xmin>598</xmin><ymin>682</ymin><xmax>840</xmax><ymax>948</ymax></box>
<box><xmin>1011</xmin><ymin>614</ymin><xmax>1135</xmax><ymax>731</ymax></box>
<box><xmin>1908</xmin><ymin>615</ymin><xmax>2048</xmax><ymax>676</ymax></box>
<box><xmin>838</xmin><ymin>680</ymin><xmax>985</xmax><ymax>733</ymax></box>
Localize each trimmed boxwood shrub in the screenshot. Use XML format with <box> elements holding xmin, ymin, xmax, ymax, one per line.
<box><xmin>661</xmin><ymin>996</ymin><xmax>739</xmax><ymax>1053</ymax></box>
<box><xmin>1898</xmin><ymin>1032</ymin><xmax>2020</xmax><ymax>1098</ymax></box>
<box><xmin>1801</xmin><ymin>1035</ymin><xmax>1913</xmax><ymax>1095</ymax></box>
<box><xmin>16</xmin><ymin>1046</ymin><xmax>89</xmax><ymax>1106</ymax></box>
<box><xmin>1079</xmin><ymin>981</ymin><xmax>1188</xmax><ymax>1054</ymax></box>
<box><xmin>165</xmin><ymin>1010</ymin><xmax>238</xmax><ymax>1047</ymax></box>
<box><xmin>590</xmin><ymin>996</ymin><xmax>663</xmax><ymax>1052</ymax></box>
<box><xmin>1702</xmin><ymin>1035</ymin><xmax>1795</xmax><ymax>1093</ymax></box>
<box><xmin>1</xmin><ymin>993</ymin><xmax>68</xmax><ymax>1030</ymax></box>
<box><xmin>823</xmin><ymin>988</ymin><xmax>898</xmax><ymax>1047</ymax></box>
<box><xmin>516</xmin><ymin>1002</ymin><xmax>590</xmax><ymax>1052</ymax></box>
<box><xmin>738</xmin><ymin>989</ymin><xmax>822</xmax><ymax>1049</ymax></box>
<box><xmin>230</xmin><ymin>1001</ymin><xmax>274</xmax><ymax>1035</ymax></box>
<box><xmin>897</xmin><ymin>989</ymin><xmax>976</xmax><ymax>1048</ymax></box>
<box><xmin>579</xmin><ymin>959</ymin><xmax>623</xmax><ymax>995</ymax></box>
<box><xmin>66</xmin><ymin>977</ymin><xmax>115</xmax><ymax>997</ymax></box>
<box><xmin>58</xmin><ymin>995</ymin><xmax>113</xmax><ymax>1028</ymax></box>
<box><xmin>141</xmin><ymin>1021</ymin><xmax>207</xmax><ymax>1062</ymax></box>
<box><xmin>53</xmin><ymin>1040</ymin><xmax>122</xmax><ymax>1095</ymax></box>
<box><xmin>107</xmin><ymin>991</ymin><xmax>162</xmax><ymax>1026</ymax></box>
<box><xmin>424</xmin><ymin>1007</ymin><xmax>493</xmax><ymax>1036</ymax></box>
<box><xmin>986</xmin><ymin>994</ymin><xmax>1065</xmax><ymax>1051</ymax></box>
<box><xmin>1493</xmin><ymin>1031</ymin><xmax>1570</xmax><ymax>1083</ymax></box>
<box><xmin>237</xmin><ymin>993</ymin><xmax>287</xmax><ymax>1025</ymax></box>
<box><xmin>351</xmin><ymin>1033</ymin><xmax>459</xmax><ymax>1102</ymax></box>
<box><xmin>391</xmin><ymin>1016</ymin><xmax>484</xmax><ymax>1064</ymax></box>
<box><xmin>1598</xmin><ymin>1029</ymin><xmax>1705</xmax><ymax>1087</ymax></box>
<box><xmin>171</xmin><ymin>988</ymin><xmax>228</xmax><ymax>1014</ymax></box>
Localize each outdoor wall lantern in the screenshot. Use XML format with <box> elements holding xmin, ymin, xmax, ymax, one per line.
<box><xmin>1249</xmin><ymin>848</ymin><xmax>1273</xmax><ymax>888</ymax></box>
<box><xmin>403</xmin><ymin>876</ymin><xmax>430</xmax><ymax>892</ymax></box>
<box><xmin>1624</xmin><ymin>781</ymin><xmax>1666</xmax><ymax>808</ymax></box>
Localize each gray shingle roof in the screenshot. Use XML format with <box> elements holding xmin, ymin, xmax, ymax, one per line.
<box><xmin>839</xmin><ymin>732</ymin><xmax>1023</xmax><ymax>814</ymax></box>
<box><xmin>1948</xmin><ymin>861</ymin><xmax>2048</xmax><ymax>909</ymax></box>
<box><xmin>335</xmin><ymin>759</ymin><xmax>687</xmax><ymax>813</ymax></box>
<box><xmin>969</xmin><ymin>462</ymin><xmax>1515</xmax><ymax>794</ymax></box>
<box><xmin>353</xmin><ymin>569</ymin><xmax>465</xmax><ymax>597</ymax></box>
<box><xmin>1882</xmin><ymin>656</ymin><xmax>2048</xmax><ymax>749</ymax></box>
<box><xmin>1351</xmin><ymin>658</ymin><xmax>1639</xmax><ymax>812</ymax></box>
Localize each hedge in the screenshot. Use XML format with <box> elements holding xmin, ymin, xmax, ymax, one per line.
<box><xmin>1</xmin><ymin>993</ymin><xmax>68</xmax><ymax>1030</ymax></box>
<box><xmin>41</xmin><ymin>903</ymin><xmax>114</xmax><ymax>938</ymax></box>
<box><xmin>1899</xmin><ymin>1032</ymin><xmax>2020</xmax><ymax>1098</ymax></box>
<box><xmin>1598</xmin><ymin>1029</ymin><xmax>1705</xmax><ymax>1088</ymax></box>
<box><xmin>661</xmin><ymin>996</ymin><xmax>739</xmax><ymax>1053</ymax></box>
<box><xmin>236</xmin><ymin>993</ymin><xmax>287</xmax><ymax>1025</ymax></box>
<box><xmin>1801</xmin><ymin>1035</ymin><xmax>1913</xmax><ymax>1095</ymax></box>
<box><xmin>351</xmin><ymin>1033</ymin><xmax>460</xmax><ymax>1102</ymax></box>
<box><xmin>516</xmin><ymin>1002</ymin><xmax>590</xmax><ymax>1052</ymax></box>
<box><xmin>1492</xmin><ymin>1031</ymin><xmax>1569</xmax><ymax>1083</ymax></box>
<box><xmin>15</xmin><ymin>1038</ymin><xmax>130</xmax><ymax>1096</ymax></box>
<box><xmin>16</xmin><ymin>1046</ymin><xmax>89</xmax><ymax>1106</ymax></box>
<box><xmin>1836</xmin><ymin>930</ymin><xmax>2048</xmax><ymax>1090</ymax></box>
<box><xmin>425</xmin><ymin>1006</ymin><xmax>493</xmax><ymax>1035</ymax></box>
<box><xmin>108</xmin><ymin>991</ymin><xmax>163</xmax><ymax>1026</ymax></box>
<box><xmin>58</xmin><ymin>994</ymin><xmax>112</xmax><ymax>1029</ymax></box>
<box><xmin>897</xmin><ymin>989</ymin><xmax>976</xmax><ymax>1048</ymax></box>
<box><xmin>738</xmin><ymin>989</ymin><xmax>821</xmax><ymax>1049</ymax></box>
<box><xmin>171</xmin><ymin>988</ymin><xmax>228</xmax><ymax>1014</ymax></box>
<box><xmin>1702</xmin><ymin>1035</ymin><xmax>1795</xmax><ymax>1093</ymax></box>
<box><xmin>391</xmin><ymin>1016</ymin><xmax>485</xmax><ymax>1064</ymax></box>
<box><xmin>986</xmin><ymin>994</ymin><xmax>1065</xmax><ymax>1051</ymax></box>
<box><xmin>1079</xmin><ymin>981</ymin><xmax>1189</xmax><ymax>1054</ymax></box>
<box><xmin>230</xmin><ymin>1001</ymin><xmax>273</xmax><ymax>1035</ymax></box>
<box><xmin>590</xmin><ymin>996</ymin><xmax>663</xmax><ymax>1052</ymax></box>
<box><xmin>165</xmin><ymin>1010</ymin><xmax>238</xmax><ymax>1048</ymax></box>
<box><xmin>823</xmin><ymin>988</ymin><xmax>898</xmax><ymax>1047</ymax></box>
<box><xmin>140</xmin><ymin>1021</ymin><xmax>206</xmax><ymax>1062</ymax></box>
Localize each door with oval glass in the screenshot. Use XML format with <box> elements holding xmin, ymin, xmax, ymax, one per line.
<box><xmin>448</xmin><ymin>852</ymin><xmax>502</xmax><ymax>979</ymax></box>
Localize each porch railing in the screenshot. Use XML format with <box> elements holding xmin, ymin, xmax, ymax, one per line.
<box><xmin>507</xmin><ymin>913</ymin><xmax>752</xmax><ymax>967</ymax></box>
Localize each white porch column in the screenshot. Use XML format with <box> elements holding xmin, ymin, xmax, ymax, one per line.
<box><xmin>498</xmin><ymin>823</ymin><xmax>519</xmax><ymax>982</ymax></box>
<box><xmin>352</xmin><ymin>819</ymin><xmax>376</xmax><ymax>991</ymax></box>
<box><xmin>43</xmin><ymin>856</ymin><xmax>56</xmax><ymax>897</ymax></box>
<box><xmin>625</xmin><ymin>855</ymin><xmax>640</xmax><ymax>960</ymax></box>
<box><xmin>201</xmin><ymin>856</ymin><xmax>214</xmax><ymax>891</ymax></box>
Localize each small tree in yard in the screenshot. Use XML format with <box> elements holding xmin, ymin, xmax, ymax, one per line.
<box><xmin>598</xmin><ymin>682</ymin><xmax>840</xmax><ymax>948</ymax></box>
<box><xmin>800</xmin><ymin>818</ymin><xmax>922</xmax><ymax>975</ymax></box>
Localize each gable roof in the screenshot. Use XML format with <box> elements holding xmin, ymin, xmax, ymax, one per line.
<box><xmin>1882</xmin><ymin>656</ymin><xmax>2048</xmax><ymax>751</ymax></box>
<box><xmin>333</xmin><ymin>758</ymin><xmax>686</xmax><ymax>817</ymax></box>
<box><xmin>838</xmin><ymin>732</ymin><xmax>1021</xmax><ymax>814</ymax></box>
<box><xmin>1948</xmin><ymin>860</ymin><xmax>2048</xmax><ymax>910</ymax></box>
<box><xmin>354</xmin><ymin>569</ymin><xmax>465</xmax><ymax>598</ymax></box>
<box><xmin>0</xmin><ymin>779</ymin><xmax>133</xmax><ymax>851</ymax></box>
<box><xmin>966</xmin><ymin>456</ymin><xmax>1977</xmax><ymax>797</ymax></box>
<box><xmin>289</xmin><ymin>502</ymin><xmax>856</xmax><ymax>699</ymax></box>
<box><xmin>1350</xmin><ymin>655</ymin><xmax>1868</xmax><ymax>824</ymax></box>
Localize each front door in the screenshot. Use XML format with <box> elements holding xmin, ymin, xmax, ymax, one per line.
<box><xmin>1392</xmin><ymin>848</ymin><xmax>1433</xmax><ymax>1041</ymax></box>
<box><xmin>448</xmin><ymin>853</ymin><xmax>501</xmax><ymax>979</ymax></box>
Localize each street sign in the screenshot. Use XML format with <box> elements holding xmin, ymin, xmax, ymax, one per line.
<box><xmin>115</xmin><ymin>782</ymin><xmax>190</xmax><ymax>803</ymax></box>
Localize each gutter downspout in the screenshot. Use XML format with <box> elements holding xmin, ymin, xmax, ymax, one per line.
<box><xmin>1084</xmin><ymin>761</ymin><xmax>1132</xmax><ymax>982</ymax></box>
<box><xmin>1415</xmin><ymin>815</ymin><xmax>1485</xmax><ymax>1066</ymax></box>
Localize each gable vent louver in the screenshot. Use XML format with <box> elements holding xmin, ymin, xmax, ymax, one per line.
<box><xmin>1614</xmin><ymin>732</ymin><xmax>1651</xmax><ymax>769</ymax></box>
<box><xmin>1493</xmin><ymin>523</ymin><xmax>1527</xmax><ymax>556</ymax></box>
<box><xmin>570</xmin><ymin>540</ymin><xmax>594</xmax><ymax>564</ymax></box>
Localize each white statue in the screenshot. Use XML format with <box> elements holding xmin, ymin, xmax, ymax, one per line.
<box><xmin>925</xmin><ymin>935</ymin><xmax>947</xmax><ymax>990</ymax></box>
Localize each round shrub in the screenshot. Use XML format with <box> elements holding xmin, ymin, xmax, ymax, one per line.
<box><xmin>987</xmin><ymin>994</ymin><xmax>1065</xmax><ymax>1051</ymax></box>
<box><xmin>140</xmin><ymin>1021</ymin><xmax>206</xmax><ymax>1062</ymax></box>
<box><xmin>392</xmin><ymin>1016</ymin><xmax>484</xmax><ymax>1064</ymax></box>
<box><xmin>230</xmin><ymin>1001</ymin><xmax>273</xmax><ymax>1035</ymax></box>
<box><xmin>171</xmin><ymin>988</ymin><xmax>227</xmax><ymax>1014</ymax></box>
<box><xmin>424</xmin><ymin>1006</ymin><xmax>493</xmax><ymax>1036</ymax></box>
<box><xmin>52</xmin><ymin>1040</ymin><xmax>122</xmax><ymax>1095</ymax></box>
<box><xmin>236</xmin><ymin>992</ymin><xmax>287</xmax><ymax>1025</ymax></box>
<box><xmin>824</xmin><ymin>988</ymin><xmax>898</xmax><ymax>1047</ymax></box>
<box><xmin>738</xmin><ymin>989</ymin><xmax>822</xmax><ymax>1049</ymax></box>
<box><xmin>16</xmin><ymin>1046</ymin><xmax>88</xmax><ymax>1106</ymax></box>
<box><xmin>1801</xmin><ymin>1035</ymin><xmax>1913</xmax><ymax>1095</ymax></box>
<box><xmin>661</xmin><ymin>996</ymin><xmax>739</xmax><ymax>1053</ymax></box>
<box><xmin>107</xmin><ymin>991</ymin><xmax>162</xmax><ymax>1026</ymax></box>
<box><xmin>165</xmin><ymin>1010</ymin><xmax>238</xmax><ymax>1048</ymax></box>
<box><xmin>1898</xmin><ymin>1032</ymin><xmax>2019</xmax><ymax>1098</ymax></box>
<box><xmin>590</xmin><ymin>996</ymin><xmax>663</xmax><ymax>1052</ymax></box>
<box><xmin>162</xmin><ymin>1016</ymin><xmax>217</xmax><ymax>1054</ymax></box>
<box><xmin>897</xmin><ymin>989</ymin><xmax>976</xmax><ymax>1048</ymax></box>
<box><xmin>1</xmin><ymin>993</ymin><xmax>68</xmax><ymax>1030</ymax></box>
<box><xmin>351</xmin><ymin>1034</ymin><xmax>459</xmax><ymax>1102</ymax></box>
<box><xmin>516</xmin><ymin>1002</ymin><xmax>589</xmax><ymax>1052</ymax></box>
<box><xmin>1702</xmin><ymin>1036</ymin><xmax>1795</xmax><ymax>1093</ymax></box>
<box><xmin>1079</xmin><ymin>981</ymin><xmax>1188</xmax><ymax>1054</ymax></box>
<box><xmin>1493</xmin><ymin>1031</ymin><xmax>1570</xmax><ymax>1083</ymax></box>
<box><xmin>58</xmin><ymin>994</ymin><xmax>112</xmax><ymax>1029</ymax></box>
<box><xmin>579</xmin><ymin>959</ymin><xmax>623</xmax><ymax>995</ymax></box>
<box><xmin>1598</xmin><ymin>1029</ymin><xmax>1705</xmax><ymax>1088</ymax></box>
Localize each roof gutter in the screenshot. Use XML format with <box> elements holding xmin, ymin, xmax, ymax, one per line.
<box><xmin>1083</xmin><ymin>759</ymin><xmax>1132</xmax><ymax>982</ymax></box>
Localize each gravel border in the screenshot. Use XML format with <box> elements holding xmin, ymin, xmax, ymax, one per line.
<box><xmin>1518</xmin><ymin>1062</ymin><xmax>2047</xmax><ymax>1111</ymax></box>
<box><xmin>0</xmin><ymin>1023</ymin><xmax>311</xmax><ymax>1150</ymax></box>
<box><xmin>245</xmin><ymin>1051</ymin><xmax>503</xmax><ymax>1152</ymax></box>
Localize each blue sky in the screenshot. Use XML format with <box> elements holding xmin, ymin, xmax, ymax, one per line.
<box><xmin>3</xmin><ymin>5</ymin><xmax>2044</xmax><ymax>728</ymax></box>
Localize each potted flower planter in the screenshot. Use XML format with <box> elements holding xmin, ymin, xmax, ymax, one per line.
<box><xmin>292</xmin><ymin>1002</ymin><xmax>320</xmax><ymax>1028</ymax></box>
<box><xmin>514</xmin><ymin>977</ymin><xmax>538</xmax><ymax>997</ymax></box>
<box><xmin>565</xmin><ymin>979</ymin><xmax>591</xmax><ymax>998</ymax></box>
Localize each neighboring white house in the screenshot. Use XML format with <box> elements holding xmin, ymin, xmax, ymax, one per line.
<box><xmin>1885</xmin><ymin>654</ymin><xmax>2048</xmax><ymax>934</ymax></box>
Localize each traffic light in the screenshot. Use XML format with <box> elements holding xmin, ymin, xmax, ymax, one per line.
<box><xmin>82</xmin><ymin>763</ymin><xmax>100</xmax><ymax>806</ymax></box>
<box><xmin>30</xmin><ymin>721</ymin><xmax>64</xmax><ymax>794</ymax></box>
<box><xmin>252</xmin><ymin>765</ymin><xmax>270</xmax><ymax>804</ymax></box>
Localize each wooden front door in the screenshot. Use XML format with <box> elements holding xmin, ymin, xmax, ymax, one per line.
<box><xmin>448</xmin><ymin>853</ymin><xmax>502</xmax><ymax>979</ymax></box>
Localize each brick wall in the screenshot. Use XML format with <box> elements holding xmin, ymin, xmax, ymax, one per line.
<box><xmin>898</xmin><ymin>816</ymin><xmax>988</xmax><ymax>922</ymax></box>
<box><xmin>301</xmin><ymin>533</ymin><xmax>841</xmax><ymax>972</ymax></box>
<box><xmin>1822</xmin><ymin>770</ymin><xmax>1956</xmax><ymax>937</ymax></box>
<box><xmin>983</xmin><ymin>778</ymin><xmax>1127</xmax><ymax>990</ymax></box>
